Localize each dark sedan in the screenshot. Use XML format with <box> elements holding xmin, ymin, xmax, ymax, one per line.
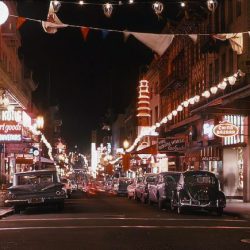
<box><xmin>171</xmin><ymin>171</ymin><xmax>226</xmax><ymax>215</ymax></box>
<box><xmin>5</xmin><ymin>169</ymin><xmax>67</xmax><ymax>213</ymax></box>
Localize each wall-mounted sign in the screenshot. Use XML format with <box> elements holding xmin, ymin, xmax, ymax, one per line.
<box><xmin>0</xmin><ymin>110</ymin><xmax>22</xmax><ymax>122</ymax></box>
<box><xmin>213</xmin><ymin>121</ymin><xmax>239</xmax><ymax>138</ymax></box>
<box><xmin>0</xmin><ymin>121</ymin><xmax>22</xmax><ymax>142</ymax></box>
<box><xmin>158</xmin><ymin>137</ymin><xmax>186</xmax><ymax>153</ymax></box>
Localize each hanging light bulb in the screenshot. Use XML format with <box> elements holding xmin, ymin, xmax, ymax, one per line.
<box><xmin>156</xmin><ymin>122</ymin><xmax>161</xmax><ymax>128</ymax></box>
<box><xmin>167</xmin><ymin>113</ymin><xmax>173</xmax><ymax>120</ymax></box>
<box><xmin>207</xmin><ymin>0</ymin><xmax>218</xmax><ymax>12</ymax></box>
<box><xmin>152</xmin><ymin>1</ymin><xmax>164</xmax><ymax>16</ymax></box>
<box><xmin>210</xmin><ymin>86</ymin><xmax>218</xmax><ymax>94</ymax></box>
<box><xmin>194</xmin><ymin>95</ymin><xmax>200</xmax><ymax>103</ymax></box>
<box><xmin>0</xmin><ymin>1</ymin><xmax>9</xmax><ymax>25</ymax></box>
<box><xmin>172</xmin><ymin>110</ymin><xmax>178</xmax><ymax>116</ymax></box>
<box><xmin>202</xmin><ymin>90</ymin><xmax>211</xmax><ymax>98</ymax></box>
<box><xmin>180</xmin><ymin>1</ymin><xmax>186</xmax><ymax>7</ymax></box>
<box><xmin>189</xmin><ymin>98</ymin><xmax>195</xmax><ymax>105</ymax></box>
<box><xmin>161</xmin><ymin>117</ymin><xmax>168</xmax><ymax>124</ymax></box>
<box><xmin>183</xmin><ymin>100</ymin><xmax>189</xmax><ymax>107</ymax></box>
<box><xmin>128</xmin><ymin>0</ymin><xmax>134</xmax><ymax>4</ymax></box>
<box><xmin>103</xmin><ymin>3</ymin><xmax>113</xmax><ymax>18</ymax></box>
<box><xmin>228</xmin><ymin>76</ymin><xmax>237</xmax><ymax>85</ymax></box>
<box><xmin>79</xmin><ymin>1</ymin><xmax>84</xmax><ymax>5</ymax></box>
<box><xmin>218</xmin><ymin>81</ymin><xmax>227</xmax><ymax>90</ymax></box>
<box><xmin>52</xmin><ymin>1</ymin><xmax>61</xmax><ymax>13</ymax></box>
<box><xmin>177</xmin><ymin>105</ymin><xmax>183</xmax><ymax>112</ymax></box>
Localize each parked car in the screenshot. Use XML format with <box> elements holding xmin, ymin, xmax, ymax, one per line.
<box><xmin>127</xmin><ymin>179</ymin><xmax>136</xmax><ymax>199</ymax></box>
<box><xmin>60</xmin><ymin>178</ymin><xmax>72</xmax><ymax>198</ymax></box>
<box><xmin>5</xmin><ymin>170</ymin><xmax>66</xmax><ymax>213</ymax></box>
<box><xmin>148</xmin><ymin>172</ymin><xmax>181</xmax><ymax>209</ymax></box>
<box><xmin>135</xmin><ymin>173</ymin><xmax>157</xmax><ymax>203</ymax></box>
<box><xmin>171</xmin><ymin>171</ymin><xmax>226</xmax><ymax>215</ymax></box>
<box><xmin>115</xmin><ymin>177</ymin><xmax>133</xmax><ymax>196</ymax></box>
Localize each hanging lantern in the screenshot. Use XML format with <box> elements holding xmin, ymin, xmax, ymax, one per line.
<box><xmin>228</xmin><ymin>76</ymin><xmax>237</xmax><ymax>85</ymax></box>
<box><xmin>177</xmin><ymin>105</ymin><xmax>183</xmax><ymax>112</ymax></box>
<box><xmin>183</xmin><ymin>101</ymin><xmax>189</xmax><ymax>107</ymax></box>
<box><xmin>189</xmin><ymin>98</ymin><xmax>195</xmax><ymax>105</ymax></box>
<box><xmin>103</xmin><ymin>3</ymin><xmax>113</xmax><ymax>18</ymax></box>
<box><xmin>161</xmin><ymin>117</ymin><xmax>168</xmax><ymax>124</ymax></box>
<box><xmin>194</xmin><ymin>95</ymin><xmax>200</xmax><ymax>103</ymax></box>
<box><xmin>207</xmin><ymin>0</ymin><xmax>218</xmax><ymax>12</ymax></box>
<box><xmin>210</xmin><ymin>86</ymin><xmax>218</xmax><ymax>94</ymax></box>
<box><xmin>152</xmin><ymin>1</ymin><xmax>164</xmax><ymax>16</ymax></box>
<box><xmin>218</xmin><ymin>81</ymin><xmax>227</xmax><ymax>90</ymax></box>
<box><xmin>172</xmin><ymin>110</ymin><xmax>178</xmax><ymax>116</ymax></box>
<box><xmin>167</xmin><ymin>113</ymin><xmax>173</xmax><ymax>120</ymax></box>
<box><xmin>52</xmin><ymin>1</ymin><xmax>61</xmax><ymax>13</ymax></box>
<box><xmin>202</xmin><ymin>90</ymin><xmax>211</xmax><ymax>98</ymax></box>
<box><xmin>156</xmin><ymin>122</ymin><xmax>161</xmax><ymax>128</ymax></box>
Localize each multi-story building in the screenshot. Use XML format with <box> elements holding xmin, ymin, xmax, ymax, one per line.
<box><xmin>143</xmin><ymin>0</ymin><xmax>250</xmax><ymax>201</ymax></box>
<box><xmin>0</xmin><ymin>2</ymin><xmax>37</xmax><ymax>184</ymax></box>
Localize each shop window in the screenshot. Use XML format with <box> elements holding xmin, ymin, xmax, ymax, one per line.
<box><xmin>223</xmin><ymin>115</ymin><xmax>245</xmax><ymax>145</ymax></box>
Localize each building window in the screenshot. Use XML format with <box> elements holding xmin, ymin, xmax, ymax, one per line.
<box><xmin>215</xmin><ymin>59</ymin><xmax>219</xmax><ymax>83</ymax></box>
<box><xmin>223</xmin><ymin>115</ymin><xmax>245</xmax><ymax>145</ymax></box>
<box><xmin>236</xmin><ymin>0</ymin><xmax>241</xmax><ymax>17</ymax></box>
<box><xmin>154</xmin><ymin>106</ymin><xmax>158</xmax><ymax>123</ymax></box>
<box><xmin>228</xmin><ymin>0</ymin><xmax>233</xmax><ymax>25</ymax></box>
<box><xmin>221</xmin><ymin>53</ymin><xmax>226</xmax><ymax>76</ymax></box>
<box><xmin>209</xmin><ymin>63</ymin><xmax>213</xmax><ymax>86</ymax></box>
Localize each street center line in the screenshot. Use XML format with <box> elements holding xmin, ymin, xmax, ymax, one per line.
<box><xmin>0</xmin><ymin>225</ymin><xmax>250</xmax><ymax>231</ymax></box>
<box><xmin>2</xmin><ymin>217</ymin><xmax>246</xmax><ymax>222</ymax></box>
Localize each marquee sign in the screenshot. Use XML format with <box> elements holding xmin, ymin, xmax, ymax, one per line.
<box><xmin>158</xmin><ymin>137</ymin><xmax>186</xmax><ymax>153</ymax></box>
<box><xmin>213</xmin><ymin>121</ymin><xmax>239</xmax><ymax>138</ymax></box>
<box><xmin>0</xmin><ymin>121</ymin><xmax>22</xmax><ymax>142</ymax></box>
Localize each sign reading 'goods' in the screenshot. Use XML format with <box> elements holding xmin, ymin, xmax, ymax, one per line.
<box><xmin>0</xmin><ymin>121</ymin><xmax>22</xmax><ymax>142</ymax></box>
<box><xmin>213</xmin><ymin>121</ymin><xmax>239</xmax><ymax>138</ymax></box>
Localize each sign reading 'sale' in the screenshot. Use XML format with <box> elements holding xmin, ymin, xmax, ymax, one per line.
<box><xmin>213</xmin><ymin>121</ymin><xmax>239</xmax><ymax>138</ymax></box>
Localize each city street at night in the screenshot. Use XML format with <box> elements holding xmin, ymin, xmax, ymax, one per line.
<box><xmin>1</xmin><ymin>191</ymin><xmax>250</xmax><ymax>250</ymax></box>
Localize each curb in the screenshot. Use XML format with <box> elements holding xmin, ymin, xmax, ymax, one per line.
<box><xmin>0</xmin><ymin>207</ymin><xmax>14</xmax><ymax>219</ymax></box>
<box><xmin>223</xmin><ymin>210</ymin><xmax>250</xmax><ymax>220</ymax></box>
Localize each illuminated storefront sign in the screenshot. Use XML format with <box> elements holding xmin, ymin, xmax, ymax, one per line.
<box><xmin>0</xmin><ymin>121</ymin><xmax>22</xmax><ymax>142</ymax></box>
<box><xmin>0</xmin><ymin>110</ymin><xmax>22</xmax><ymax>122</ymax></box>
<box><xmin>213</xmin><ymin>121</ymin><xmax>239</xmax><ymax>138</ymax></box>
<box><xmin>158</xmin><ymin>137</ymin><xmax>186</xmax><ymax>152</ymax></box>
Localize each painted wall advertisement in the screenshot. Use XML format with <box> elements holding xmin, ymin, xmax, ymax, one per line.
<box><xmin>158</xmin><ymin>137</ymin><xmax>186</xmax><ymax>153</ymax></box>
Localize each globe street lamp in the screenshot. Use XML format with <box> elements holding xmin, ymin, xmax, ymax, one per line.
<box><xmin>0</xmin><ymin>1</ymin><xmax>9</xmax><ymax>25</ymax></box>
<box><xmin>123</xmin><ymin>139</ymin><xmax>130</xmax><ymax>150</ymax></box>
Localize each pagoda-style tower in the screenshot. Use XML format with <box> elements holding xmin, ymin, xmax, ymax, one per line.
<box><xmin>137</xmin><ymin>80</ymin><xmax>151</xmax><ymax>127</ymax></box>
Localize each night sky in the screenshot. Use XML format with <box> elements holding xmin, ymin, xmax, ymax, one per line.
<box><xmin>16</xmin><ymin>0</ymin><xmax>184</xmax><ymax>151</ymax></box>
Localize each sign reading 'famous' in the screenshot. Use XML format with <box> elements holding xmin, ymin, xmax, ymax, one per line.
<box><xmin>158</xmin><ymin>137</ymin><xmax>186</xmax><ymax>152</ymax></box>
<box><xmin>213</xmin><ymin>121</ymin><xmax>239</xmax><ymax>138</ymax></box>
<box><xmin>0</xmin><ymin>121</ymin><xmax>22</xmax><ymax>142</ymax></box>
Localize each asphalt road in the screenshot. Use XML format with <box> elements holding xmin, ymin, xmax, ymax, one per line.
<box><xmin>0</xmin><ymin>191</ymin><xmax>250</xmax><ymax>250</ymax></box>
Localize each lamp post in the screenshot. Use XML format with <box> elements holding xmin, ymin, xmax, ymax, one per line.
<box><xmin>36</xmin><ymin>116</ymin><xmax>44</xmax><ymax>169</ymax></box>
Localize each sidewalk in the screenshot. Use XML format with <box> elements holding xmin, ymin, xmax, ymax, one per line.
<box><xmin>0</xmin><ymin>207</ymin><xmax>13</xmax><ymax>219</ymax></box>
<box><xmin>224</xmin><ymin>199</ymin><xmax>250</xmax><ymax>219</ymax></box>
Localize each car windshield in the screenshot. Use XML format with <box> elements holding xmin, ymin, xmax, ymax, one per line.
<box><xmin>17</xmin><ymin>173</ymin><xmax>54</xmax><ymax>185</ymax></box>
<box><xmin>184</xmin><ymin>174</ymin><xmax>217</xmax><ymax>187</ymax></box>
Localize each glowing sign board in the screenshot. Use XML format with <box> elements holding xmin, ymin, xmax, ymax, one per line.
<box><xmin>213</xmin><ymin>121</ymin><xmax>239</xmax><ymax>138</ymax></box>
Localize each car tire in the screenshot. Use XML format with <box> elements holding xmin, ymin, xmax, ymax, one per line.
<box><xmin>56</xmin><ymin>202</ymin><xmax>64</xmax><ymax>212</ymax></box>
<box><xmin>14</xmin><ymin>205</ymin><xmax>23</xmax><ymax>214</ymax></box>
<box><xmin>158</xmin><ymin>198</ymin><xmax>164</xmax><ymax>210</ymax></box>
<box><xmin>170</xmin><ymin>198</ymin><xmax>175</xmax><ymax>211</ymax></box>
<box><xmin>216</xmin><ymin>207</ymin><xmax>223</xmax><ymax>216</ymax></box>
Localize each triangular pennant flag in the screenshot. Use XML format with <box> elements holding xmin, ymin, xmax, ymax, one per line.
<box><xmin>101</xmin><ymin>30</ymin><xmax>109</xmax><ymax>39</ymax></box>
<box><xmin>213</xmin><ymin>33</ymin><xmax>243</xmax><ymax>55</ymax></box>
<box><xmin>123</xmin><ymin>31</ymin><xmax>130</xmax><ymax>42</ymax></box>
<box><xmin>80</xmin><ymin>27</ymin><xmax>90</xmax><ymax>41</ymax></box>
<box><xmin>16</xmin><ymin>17</ymin><xmax>26</xmax><ymax>30</ymax></box>
<box><xmin>189</xmin><ymin>34</ymin><xmax>198</xmax><ymax>43</ymax></box>
<box><xmin>42</xmin><ymin>1</ymin><xmax>68</xmax><ymax>34</ymax></box>
<box><xmin>130</xmin><ymin>32</ymin><xmax>174</xmax><ymax>56</ymax></box>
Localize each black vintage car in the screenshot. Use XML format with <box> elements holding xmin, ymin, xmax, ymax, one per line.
<box><xmin>5</xmin><ymin>169</ymin><xmax>67</xmax><ymax>213</ymax></box>
<box><xmin>171</xmin><ymin>171</ymin><xmax>226</xmax><ymax>215</ymax></box>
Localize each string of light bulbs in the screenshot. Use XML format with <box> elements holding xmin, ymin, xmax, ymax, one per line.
<box><xmin>50</xmin><ymin>0</ymin><xmax>219</xmax><ymax>18</ymax></box>
<box><xmin>126</xmin><ymin>69</ymin><xmax>245</xmax><ymax>153</ymax></box>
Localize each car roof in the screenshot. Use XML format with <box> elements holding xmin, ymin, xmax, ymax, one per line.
<box><xmin>14</xmin><ymin>170</ymin><xmax>57</xmax><ymax>175</ymax></box>
<box><xmin>183</xmin><ymin>170</ymin><xmax>216</xmax><ymax>176</ymax></box>
<box><xmin>160</xmin><ymin>171</ymin><xmax>182</xmax><ymax>175</ymax></box>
